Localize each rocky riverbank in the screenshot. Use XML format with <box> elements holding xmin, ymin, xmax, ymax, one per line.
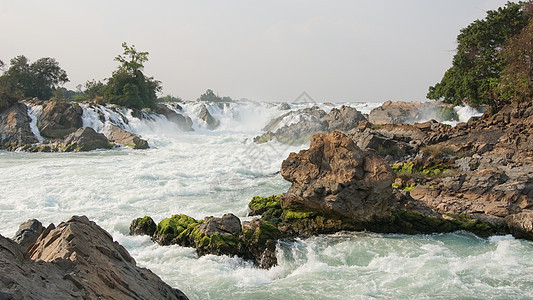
<box><xmin>0</xmin><ymin>100</ymin><xmax>200</xmax><ymax>152</ymax></box>
<box><xmin>0</xmin><ymin>216</ymin><xmax>188</xmax><ymax>299</ymax></box>
<box><xmin>133</xmin><ymin>100</ymin><xmax>532</xmax><ymax>268</ymax></box>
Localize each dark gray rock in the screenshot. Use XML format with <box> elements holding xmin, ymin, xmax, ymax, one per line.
<box><xmin>38</xmin><ymin>100</ymin><xmax>83</xmax><ymax>139</ymax></box>
<box><xmin>154</xmin><ymin>104</ymin><xmax>193</xmax><ymax>131</ymax></box>
<box><xmin>0</xmin><ymin>102</ymin><xmax>37</xmax><ymax>149</ymax></box>
<box><xmin>129</xmin><ymin>216</ymin><xmax>157</xmax><ymax>236</ymax></box>
<box><xmin>198</xmin><ymin>213</ymin><xmax>242</xmax><ymax>236</ymax></box>
<box><xmin>198</xmin><ymin>104</ymin><xmax>220</xmax><ymax>130</ymax></box>
<box><xmin>13</xmin><ymin>219</ymin><xmax>44</xmax><ymax>252</ymax></box>
<box><xmin>62</xmin><ymin>127</ymin><xmax>112</xmax><ymax>152</ymax></box>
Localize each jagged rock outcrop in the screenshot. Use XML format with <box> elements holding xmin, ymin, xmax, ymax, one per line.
<box><xmin>13</xmin><ymin>219</ymin><xmax>45</xmax><ymax>252</ymax></box>
<box><xmin>281</xmin><ymin>131</ymin><xmax>396</xmax><ymax>220</ymax></box>
<box><xmin>256</xmin><ymin>105</ymin><xmax>366</xmax><ymax>144</ymax></box>
<box><xmin>0</xmin><ymin>216</ymin><xmax>188</xmax><ymax>300</ymax></box>
<box><xmin>154</xmin><ymin>104</ymin><xmax>193</xmax><ymax>131</ymax></box>
<box><xmin>62</xmin><ymin>127</ymin><xmax>112</xmax><ymax>152</ymax></box>
<box><xmin>198</xmin><ymin>104</ymin><xmax>220</xmax><ymax>130</ymax></box>
<box><xmin>323</xmin><ymin>105</ymin><xmax>367</xmax><ymax>132</ymax></box>
<box><xmin>38</xmin><ymin>100</ymin><xmax>83</xmax><ymax>139</ymax></box>
<box><xmin>0</xmin><ymin>101</ymin><xmax>37</xmax><ymax>149</ymax></box>
<box><xmin>368</xmin><ymin>100</ymin><xmax>455</xmax><ymax>124</ymax></box>
<box><xmin>106</xmin><ymin>124</ymin><xmax>149</xmax><ymax>149</ymax></box>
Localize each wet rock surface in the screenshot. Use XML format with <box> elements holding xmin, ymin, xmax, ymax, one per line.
<box><xmin>1</xmin><ymin>216</ymin><xmax>188</xmax><ymax>300</ymax></box>
<box><xmin>0</xmin><ymin>102</ymin><xmax>37</xmax><ymax>149</ymax></box>
<box><xmin>154</xmin><ymin>103</ymin><xmax>193</xmax><ymax>131</ymax></box>
<box><xmin>255</xmin><ymin>105</ymin><xmax>366</xmax><ymax>144</ymax></box>
<box><xmin>62</xmin><ymin>127</ymin><xmax>112</xmax><ymax>152</ymax></box>
<box><xmin>106</xmin><ymin>124</ymin><xmax>149</xmax><ymax>149</ymax></box>
<box><xmin>198</xmin><ymin>103</ymin><xmax>220</xmax><ymax>130</ymax></box>
<box><xmin>368</xmin><ymin>100</ymin><xmax>455</xmax><ymax>124</ymax></box>
<box><xmin>38</xmin><ymin>100</ymin><xmax>83</xmax><ymax>139</ymax></box>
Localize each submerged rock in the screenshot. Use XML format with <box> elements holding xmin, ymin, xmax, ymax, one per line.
<box><xmin>0</xmin><ymin>216</ymin><xmax>188</xmax><ymax>299</ymax></box>
<box><xmin>62</xmin><ymin>127</ymin><xmax>112</xmax><ymax>152</ymax></box>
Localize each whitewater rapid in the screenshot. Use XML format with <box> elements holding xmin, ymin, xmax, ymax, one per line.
<box><xmin>2</xmin><ymin>100</ymin><xmax>533</xmax><ymax>299</ymax></box>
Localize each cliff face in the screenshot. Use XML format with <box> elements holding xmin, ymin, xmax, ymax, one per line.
<box><xmin>0</xmin><ymin>216</ymin><xmax>188</xmax><ymax>300</ymax></box>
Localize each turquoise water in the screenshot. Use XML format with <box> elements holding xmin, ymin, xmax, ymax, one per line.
<box><xmin>1</xmin><ymin>101</ymin><xmax>532</xmax><ymax>299</ymax></box>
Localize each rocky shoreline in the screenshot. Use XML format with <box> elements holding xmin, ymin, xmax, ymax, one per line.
<box><xmin>131</xmin><ymin>100</ymin><xmax>532</xmax><ymax>269</ymax></box>
<box><xmin>0</xmin><ymin>216</ymin><xmax>188</xmax><ymax>299</ymax></box>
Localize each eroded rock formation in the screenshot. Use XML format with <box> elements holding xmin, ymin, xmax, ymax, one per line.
<box><xmin>0</xmin><ymin>216</ymin><xmax>188</xmax><ymax>299</ymax></box>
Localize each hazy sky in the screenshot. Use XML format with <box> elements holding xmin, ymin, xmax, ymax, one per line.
<box><xmin>0</xmin><ymin>0</ymin><xmax>510</xmax><ymax>102</ymax></box>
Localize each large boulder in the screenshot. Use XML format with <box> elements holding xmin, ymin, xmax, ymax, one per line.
<box><xmin>323</xmin><ymin>105</ymin><xmax>367</xmax><ymax>132</ymax></box>
<box><xmin>281</xmin><ymin>131</ymin><xmax>396</xmax><ymax>220</ymax></box>
<box><xmin>62</xmin><ymin>127</ymin><xmax>112</xmax><ymax>152</ymax></box>
<box><xmin>198</xmin><ymin>213</ymin><xmax>242</xmax><ymax>236</ymax></box>
<box><xmin>106</xmin><ymin>124</ymin><xmax>149</xmax><ymax>149</ymax></box>
<box><xmin>1</xmin><ymin>216</ymin><xmax>188</xmax><ymax>299</ymax></box>
<box><xmin>256</xmin><ymin>106</ymin><xmax>367</xmax><ymax>145</ymax></box>
<box><xmin>38</xmin><ymin>100</ymin><xmax>83</xmax><ymax>139</ymax></box>
<box><xmin>0</xmin><ymin>102</ymin><xmax>37</xmax><ymax>149</ymax></box>
<box><xmin>369</xmin><ymin>100</ymin><xmax>452</xmax><ymax>125</ymax></box>
<box><xmin>154</xmin><ymin>104</ymin><xmax>193</xmax><ymax>131</ymax></box>
<box><xmin>198</xmin><ymin>104</ymin><xmax>220</xmax><ymax>130</ymax></box>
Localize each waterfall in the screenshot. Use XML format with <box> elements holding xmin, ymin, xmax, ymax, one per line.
<box><xmin>26</xmin><ymin>104</ymin><xmax>45</xmax><ymax>143</ymax></box>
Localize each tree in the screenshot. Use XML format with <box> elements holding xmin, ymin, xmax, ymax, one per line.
<box><xmin>1</xmin><ymin>55</ymin><xmax>69</xmax><ymax>100</ymax></box>
<box><xmin>497</xmin><ymin>2</ymin><xmax>533</xmax><ymax>103</ymax></box>
<box><xmin>114</xmin><ymin>42</ymin><xmax>149</xmax><ymax>74</ymax></box>
<box><xmin>428</xmin><ymin>2</ymin><xmax>529</xmax><ymax>107</ymax></box>
<box><xmin>104</xmin><ymin>42</ymin><xmax>161</xmax><ymax>109</ymax></box>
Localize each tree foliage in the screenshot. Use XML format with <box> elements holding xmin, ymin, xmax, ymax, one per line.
<box><xmin>104</xmin><ymin>43</ymin><xmax>161</xmax><ymax>109</ymax></box>
<box><xmin>428</xmin><ymin>2</ymin><xmax>529</xmax><ymax>107</ymax></box>
<box><xmin>0</xmin><ymin>55</ymin><xmax>69</xmax><ymax>100</ymax></box>
<box><xmin>114</xmin><ymin>42</ymin><xmax>149</xmax><ymax>74</ymax></box>
<box><xmin>497</xmin><ymin>2</ymin><xmax>533</xmax><ymax>103</ymax></box>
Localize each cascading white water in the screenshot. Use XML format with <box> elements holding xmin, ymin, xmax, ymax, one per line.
<box><xmin>26</xmin><ymin>104</ymin><xmax>45</xmax><ymax>143</ymax></box>
<box><xmin>3</xmin><ymin>100</ymin><xmax>531</xmax><ymax>299</ymax></box>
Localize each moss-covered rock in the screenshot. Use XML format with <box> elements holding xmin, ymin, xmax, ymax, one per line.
<box><xmin>152</xmin><ymin>214</ymin><xmax>201</xmax><ymax>245</ymax></box>
<box><xmin>129</xmin><ymin>216</ymin><xmax>157</xmax><ymax>236</ymax></box>
<box><xmin>248</xmin><ymin>195</ymin><xmax>281</xmax><ymax>216</ymax></box>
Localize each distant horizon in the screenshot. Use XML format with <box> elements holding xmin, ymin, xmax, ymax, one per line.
<box><xmin>0</xmin><ymin>0</ymin><xmax>510</xmax><ymax>102</ymax></box>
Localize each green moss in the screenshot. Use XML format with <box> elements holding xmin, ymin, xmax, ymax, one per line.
<box><xmin>392</xmin><ymin>161</ymin><xmax>453</xmax><ymax>178</ymax></box>
<box><xmin>138</xmin><ymin>215</ymin><xmax>154</xmax><ymax>225</ymax></box>
<box><xmin>282</xmin><ymin>209</ymin><xmax>317</xmax><ymax>220</ymax></box>
<box><xmin>156</xmin><ymin>214</ymin><xmax>199</xmax><ymax>238</ymax></box>
<box><xmin>392</xmin><ymin>182</ymin><xmax>416</xmax><ymax>192</ymax></box>
<box><xmin>249</xmin><ymin>195</ymin><xmax>282</xmax><ymax>215</ymax></box>
<box><xmin>255</xmin><ymin>220</ymin><xmax>281</xmax><ymax>241</ymax></box>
